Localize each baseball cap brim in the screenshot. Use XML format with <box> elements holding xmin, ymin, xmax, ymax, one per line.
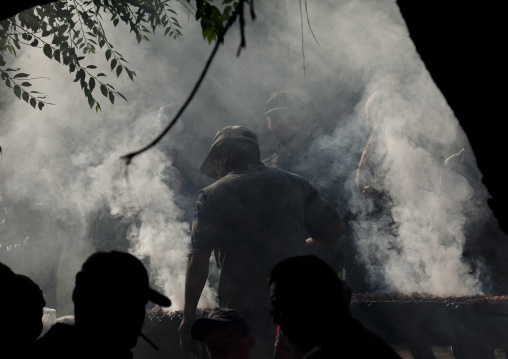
<box><xmin>263</xmin><ymin>106</ymin><xmax>289</xmax><ymax>116</ymax></box>
<box><xmin>148</xmin><ymin>288</ymin><xmax>171</xmax><ymax>307</ymax></box>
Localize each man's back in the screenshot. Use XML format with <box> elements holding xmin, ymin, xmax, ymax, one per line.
<box><xmin>199</xmin><ymin>163</ymin><xmax>330</xmax><ymax>308</ymax></box>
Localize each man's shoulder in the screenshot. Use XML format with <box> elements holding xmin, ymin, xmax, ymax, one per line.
<box><xmin>205</xmin><ymin>164</ymin><xmax>310</xmax><ymax>189</ymax></box>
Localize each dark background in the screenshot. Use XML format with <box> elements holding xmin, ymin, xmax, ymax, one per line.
<box><xmin>396</xmin><ymin>1</ymin><xmax>506</xmax><ymax>234</ymax></box>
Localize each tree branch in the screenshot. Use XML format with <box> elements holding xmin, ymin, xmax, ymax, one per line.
<box><xmin>120</xmin><ymin>9</ymin><xmax>240</xmax><ymax>166</ymax></box>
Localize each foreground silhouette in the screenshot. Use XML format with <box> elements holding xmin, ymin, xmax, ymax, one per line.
<box><xmin>30</xmin><ymin>250</ymin><xmax>171</xmax><ymax>359</ymax></box>
<box><xmin>268</xmin><ymin>255</ymin><xmax>402</xmax><ymax>359</ymax></box>
<box><xmin>0</xmin><ymin>262</ymin><xmax>46</xmax><ymax>359</ymax></box>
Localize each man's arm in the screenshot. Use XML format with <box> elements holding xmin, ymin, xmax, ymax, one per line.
<box><xmin>306</xmin><ymin>216</ymin><xmax>346</xmax><ymax>257</ymax></box>
<box><xmin>178</xmin><ymin>252</ymin><xmax>210</xmax><ymax>348</ymax></box>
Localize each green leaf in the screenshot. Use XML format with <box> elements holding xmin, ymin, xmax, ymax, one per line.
<box><xmin>38</xmin><ymin>102</ymin><xmax>44</xmax><ymax>110</ymax></box>
<box><xmin>88</xmin><ymin>94</ymin><xmax>95</xmax><ymax>108</ymax></box>
<box><xmin>100</xmin><ymin>84</ymin><xmax>108</xmax><ymax>97</ymax></box>
<box><xmin>52</xmin><ymin>36</ymin><xmax>61</xmax><ymax>45</ymax></box>
<box><xmin>95</xmin><ymin>102</ymin><xmax>101</xmax><ymax>112</ymax></box>
<box><xmin>117</xmin><ymin>91</ymin><xmax>127</xmax><ymax>101</ymax></box>
<box><xmin>126</xmin><ymin>68</ymin><xmax>134</xmax><ymax>81</ymax></box>
<box><xmin>22</xmin><ymin>91</ymin><xmax>29</xmax><ymax>103</ymax></box>
<box><xmin>54</xmin><ymin>50</ymin><xmax>61</xmax><ymax>63</ymax></box>
<box><xmin>110</xmin><ymin>58</ymin><xmax>117</xmax><ymax>70</ymax></box>
<box><xmin>69</xmin><ymin>63</ymin><xmax>76</xmax><ymax>73</ymax></box>
<box><xmin>30</xmin><ymin>98</ymin><xmax>37</xmax><ymax>109</ymax></box>
<box><xmin>13</xmin><ymin>85</ymin><xmax>21</xmax><ymax>99</ymax></box>
<box><xmin>5</xmin><ymin>79</ymin><xmax>11</xmax><ymax>88</ymax></box>
<box><xmin>113</xmin><ymin>19</ymin><xmax>119</xmax><ymax>26</ymax></box>
<box><xmin>78</xmin><ymin>69</ymin><xmax>86</xmax><ymax>79</ymax></box>
<box><xmin>89</xmin><ymin>77</ymin><xmax>95</xmax><ymax>91</ymax></box>
<box><xmin>108</xmin><ymin>91</ymin><xmax>114</xmax><ymax>104</ymax></box>
<box><xmin>86</xmin><ymin>65</ymin><xmax>98</xmax><ymax>69</ymax></box>
<box><xmin>99</xmin><ymin>39</ymin><xmax>105</xmax><ymax>48</ymax></box>
<box><xmin>30</xmin><ymin>39</ymin><xmax>39</xmax><ymax>47</ymax></box>
<box><xmin>105</xmin><ymin>49</ymin><xmax>112</xmax><ymax>61</ymax></box>
<box><xmin>116</xmin><ymin>65</ymin><xmax>122</xmax><ymax>77</ymax></box>
<box><xmin>21</xmin><ymin>82</ymin><xmax>32</xmax><ymax>87</ymax></box>
<box><xmin>43</xmin><ymin>44</ymin><xmax>52</xmax><ymax>58</ymax></box>
<box><xmin>13</xmin><ymin>73</ymin><xmax>30</xmax><ymax>78</ymax></box>
<box><xmin>97</xmin><ymin>73</ymin><xmax>106</xmax><ymax>77</ymax></box>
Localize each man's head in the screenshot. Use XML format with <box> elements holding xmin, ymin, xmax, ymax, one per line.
<box><xmin>264</xmin><ymin>89</ymin><xmax>314</xmax><ymax>151</ymax></box>
<box><xmin>267</xmin><ymin>255</ymin><xmax>352</xmax><ymax>350</ymax></box>
<box><xmin>191</xmin><ymin>308</ymin><xmax>255</xmax><ymax>359</ymax></box>
<box><xmin>0</xmin><ymin>262</ymin><xmax>46</xmax><ymax>348</ymax></box>
<box><xmin>72</xmin><ymin>251</ymin><xmax>171</xmax><ymax>349</ymax></box>
<box><xmin>200</xmin><ymin>126</ymin><xmax>261</xmax><ymax>180</ymax></box>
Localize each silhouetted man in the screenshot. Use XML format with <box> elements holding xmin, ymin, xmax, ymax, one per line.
<box><xmin>191</xmin><ymin>308</ymin><xmax>255</xmax><ymax>359</ymax></box>
<box><xmin>178</xmin><ymin>126</ymin><xmax>346</xmax><ymax>359</ymax></box>
<box><xmin>268</xmin><ymin>255</ymin><xmax>402</xmax><ymax>359</ymax></box>
<box><xmin>30</xmin><ymin>250</ymin><xmax>171</xmax><ymax>359</ymax></box>
<box><xmin>0</xmin><ymin>262</ymin><xmax>46</xmax><ymax>359</ymax></box>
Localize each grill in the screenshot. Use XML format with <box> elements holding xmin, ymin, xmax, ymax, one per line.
<box><xmin>350</xmin><ymin>293</ymin><xmax>508</xmax><ymax>359</ymax></box>
<box><xmin>134</xmin><ymin>295</ymin><xmax>508</xmax><ymax>359</ymax></box>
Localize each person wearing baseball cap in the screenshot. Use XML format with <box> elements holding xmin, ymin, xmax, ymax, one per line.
<box><xmin>31</xmin><ymin>250</ymin><xmax>171</xmax><ymax>359</ymax></box>
<box><xmin>179</xmin><ymin>125</ymin><xmax>346</xmax><ymax>359</ymax></box>
<box><xmin>191</xmin><ymin>308</ymin><xmax>255</xmax><ymax>359</ymax></box>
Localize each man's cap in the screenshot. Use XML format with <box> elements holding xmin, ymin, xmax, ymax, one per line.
<box><xmin>263</xmin><ymin>89</ymin><xmax>307</xmax><ymax>116</ymax></box>
<box><xmin>191</xmin><ymin>308</ymin><xmax>250</xmax><ymax>341</ymax></box>
<box><xmin>73</xmin><ymin>251</ymin><xmax>171</xmax><ymax>307</ymax></box>
<box><xmin>200</xmin><ymin>126</ymin><xmax>259</xmax><ymax>179</ymax></box>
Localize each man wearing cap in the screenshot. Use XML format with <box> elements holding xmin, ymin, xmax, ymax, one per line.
<box><xmin>191</xmin><ymin>308</ymin><xmax>255</xmax><ymax>359</ymax></box>
<box><xmin>179</xmin><ymin>125</ymin><xmax>346</xmax><ymax>359</ymax></box>
<box><xmin>30</xmin><ymin>250</ymin><xmax>171</xmax><ymax>359</ymax></box>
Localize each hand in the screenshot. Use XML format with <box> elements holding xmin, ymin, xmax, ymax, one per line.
<box><xmin>178</xmin><ymin>316</ymin><xmax>196</xmax><ymax>351</ymax></box>
<box><xmin>306</xmin><ymin>238</ymin><xmax>329</xmax><ymax>258</ymax></box>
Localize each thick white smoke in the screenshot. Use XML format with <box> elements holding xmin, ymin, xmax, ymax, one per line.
<box><xmin>0</xmin><ymin>0</ymin><xmax>504</xmax><ymax>324</ymax></box>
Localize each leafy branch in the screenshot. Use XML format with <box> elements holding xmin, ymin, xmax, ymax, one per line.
<box><xmin>121</xmin><ymin>0</ymin><xmax>256</xmax><ymax>167</ymax></box>
<box><xmin>0</xmin><ymin>0</ymin><xmax>184</xmax><ymax>111</ymax></box>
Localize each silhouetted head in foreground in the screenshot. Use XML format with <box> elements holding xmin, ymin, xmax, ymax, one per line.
<box><xmin>72</xmin><ymin>250</ymin><xmax>171</xmax><ymax>349</ymax></box>
<box><xmin>268</xmin><ymin>255</ymin><xmax>402</xmax><ymax>359</ymax></box>
<box><xmin>191</xmin><ymin>308</ymin><xmax>255</xmax><ymax>359</ymax></box>
<box><xmin>31</xmin><ymin>251</ymin><xmax>171</xmax><ymax>359</ymax></box>
<box><xmin>0</xmin><ymin>262</ymin><xmax>46</xmax><ymax>356</ymax></box>
<box><xmin>268</xmin><ymin>255</ymin><xmax>351</xmax><ymax>351</ymax></box>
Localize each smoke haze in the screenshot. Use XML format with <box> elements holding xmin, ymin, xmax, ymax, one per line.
<box><xmin>0</xmin><ymin>0</ymin><xmax>505</xmax><ymax>326</ymax></box>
